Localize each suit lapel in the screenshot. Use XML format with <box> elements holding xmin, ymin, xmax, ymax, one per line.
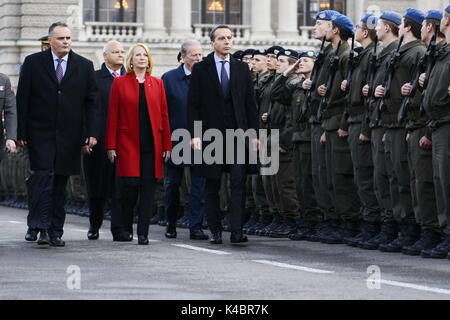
<box><xmin>230</xmin><ymin>57</ymin><xmax>238</xmax><ymax>99</ymax></box>
<box><xmin>42</xmin><ymin>49</ymin><xmax>58</xmax><ymax>85</ymax></box>
<box><xmin>205</xmin><ymin>53</ymin><xmax>222</xmax><ymax>97</ymax></box>
<box><xmin>61</xmin><ymin>51</ymin><xmax>77</xmax><ymax>85</ymax></box>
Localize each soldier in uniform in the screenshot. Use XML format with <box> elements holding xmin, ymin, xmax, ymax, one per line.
<box><xmin>374</xmin><ymin>8</ymin><xmax>426</xmax><ymax>253</ymax></box>
<box><xmin>419</xmin><ymin>5</ymin><xmax>450</xmax><ymax>259</ymax></box>
<box><xmin>301</xmin><ymin>11</ymin><xmax>336</xmax><ymax>242</ymax></box>
<box><xmin>400</xmin><ymin>10</ymin><xmax>445</xmax><ymax>256</ymax></box>
<box><xmin>316</xmin><ymin>13</ymin><xmax>361</xmax><ymax>244</ymax></box>
<box><xmin>359</xmin><ymin>11</ymin><xmax>402</xmax><ymax>250</ymax></box>
<box><xmin>341</xmin><ymin>14</ymin><xmax>382</xmax><ymax>247</ymax></box>
<box><xmin>264</xmin><ymin>49</ymin><xmax>301</xmax><ymax>238</ymax></box>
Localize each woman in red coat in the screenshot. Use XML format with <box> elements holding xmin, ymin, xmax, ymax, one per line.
<box><xmin>106</xmin><ymin>43</ymin><xmax>172</xmax><ymax>245</ymax></box>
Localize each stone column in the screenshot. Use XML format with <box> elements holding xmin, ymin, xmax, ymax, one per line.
<box><xmin>276</xmin><ymin>0</ymin><xmax>298</xmax><ymax>40</ymax></box>
<box><xmin>143</xmin><ymin>0</ymin><xmax>166</xmax><ymax>39</ymax></box>
<box><xmin>249</xmin><ymin>0</ymin><xmax>274</xmax><ymax>40</ymax></box>
<box><xmin>170</xmin><ymin>0</ymin><xmax>192</xmax><ymax>38</ymax></box>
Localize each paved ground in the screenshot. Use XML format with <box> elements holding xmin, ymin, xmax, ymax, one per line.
<box><xmin>0</xmin><ymin>206</ymin><xmax>449</xmax><ymax>300</ymax></box>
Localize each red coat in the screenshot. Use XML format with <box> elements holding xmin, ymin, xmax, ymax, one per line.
<box><xmin>106</xmin><ymin>73</ymin><xmax>172</xmax><ymax>178</ymax></box>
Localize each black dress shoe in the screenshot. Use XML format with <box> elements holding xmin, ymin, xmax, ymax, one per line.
<box><xmin>37</xmin><ymin>230</ymin><xmax>50</xmax><ymax>245</ymax></box>
<box><xmin>165</xmin><ymin>230</ymin><xmax>177</xmax><ymax>239</ymax></box>
<box><xmin>113</xmin><ymin>232</ymin><xmax>133</xmax><ymax>242</ymax></box>
<box><xmin>87</xmin><ymin>229</ymin><xmax>99</xmax><ymax>240</ymax></box>
<box><xmin>25</xmin><ymin>229</ymin><xmax>38</xmax><ymax>242</ymax></box>
<box><xmin>210</xmin><ymin>232</ymin><xmax>222</xmax><ymax>244</ymax></box>
<box><xmin>230</xmin><ymin>232</ymin><xmax>248</xmax><ymax>243</ymax></box>
<box><xmin>49</xmin><ymin>237</ymin><xmax>65</xmax><ymax>247</ymax></box>
<box><xmin>190</xmin><ymin>229</ymin><xmax>209</xmax><ymax>240</ymax></box>
<box><xmin>138</xmin><ymin>236</ymin><xmax>149</xmax><ymax>245</ymax></box>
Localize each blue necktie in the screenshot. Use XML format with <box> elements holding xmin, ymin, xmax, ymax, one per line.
<box><xmin>220</xmin><ymin>61</ymin><xmax>229</xmax><ymax>97</ymax></box>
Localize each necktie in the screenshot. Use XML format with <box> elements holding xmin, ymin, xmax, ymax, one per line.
<box><xmin>112</xmin><ymin>71</ymin><xmax>119</xmax><ymax>78</ymax></box>
<box><xmin>220</xmin><ymin>61</ymin><xmax>229</xmax><ymax>97</ymax></box>
<box><xmin>55</xmin><ymin>58</ymin><xmax>63</xmax><ymax>84</ymax></box>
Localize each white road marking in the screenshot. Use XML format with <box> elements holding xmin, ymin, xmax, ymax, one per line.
<box><xmin>72</xmin><ymin>229</ymin><xmax>106</xmax><ymax>234</ymax></box>
<box><xmin>253</xmin><ymin>260</ymin><xmax>335</xmax><ymax>274</ymax></box>
<box><xmin>8</xmin><ymin>221</ymin><xmax>24</xmax><ymax>224</ymax></box>
<box><xmin>374</xmin><ymin>279</ymin><xmax>450</xmax><ymax>295</ymax></box>
<box><xmin>133</xmin><ymin>237</ymin><xmax>160</xmax><ymax>243</ymax></box>
<box><xmin>172</xmin><ymin>244</ymin><xmax>231</xmax><ymax>255</ymax></box>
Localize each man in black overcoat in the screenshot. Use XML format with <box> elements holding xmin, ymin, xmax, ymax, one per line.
<box><xmin>16</xmin><ymin>22</ymin><xmax>99</xmax><ymax>246</ymax></box>
<box><xmin>188</xmin><ymin>25</ymin><xmax>259</xmax><ymax>244</ymax></box>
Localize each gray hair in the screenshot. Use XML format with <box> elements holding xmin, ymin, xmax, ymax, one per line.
<box><xmin>180</xmin><ymin>40</ymin><xmax>202</xmax><ymax>56</ymax></box>
<box><xmin>48</xmin><ymin>22</ymin><xmax>69</xmax><ymax>36</ymax></box>
<box><xmin>103</xmin><ymin>40</ymin><xmax>123</xmax><ymax>53</ymax></box>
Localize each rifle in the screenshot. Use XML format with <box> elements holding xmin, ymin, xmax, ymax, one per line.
<box><xmin>298</xmin><ymin>37</ymin><xmax>326</xmax><ymax>122</ymax></box>
<box><xmin>317</xmin><ymin>40</ymin><xmax>342</xmax><ymax>121</ymax></box>
<box><xmin>374</xmin><ymin>35</ymin><xmax>404</xmax><ymax>123</ymax></box>
<box><xmin>398</xmin><ymin>27</ymin><xmax>438</xmax><ymax>122</ymax></box>
<box><xmin>343</xmin><ymin>34</ymin><xmax>356</xmax><ymax>119</ymax></box>
<box><xmin>420</xmin><ymin>24</ymin><xmax>440</xmax><ymax>115</ymax></box>
<box><xmin>365</xmin><ymin>36</ymin><xmax>378</xmax><ymax>123</ymax></box>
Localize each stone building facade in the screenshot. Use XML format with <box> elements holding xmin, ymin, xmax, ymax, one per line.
<box><xmin>0</xmin><ymin>0</ymin><xmax>447</xmax><ymax>86</ymax></box>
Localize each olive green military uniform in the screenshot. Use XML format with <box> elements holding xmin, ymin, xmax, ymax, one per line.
<box><xmin>346</xmin><ymin>41</ymin><xmax>381</xmax><ymax>223</ymax></box>
<box><xmin>269</xmin><ymin>73</ymin><xmax>300</xmax><ymax>223</ymax></box>
<box><xmin>381</xmin><ymin>39</ymin><xmax>426</xmax><ymax>226</ymax></box>
<box><xmin>320</xmin><ymin>41</ymin><xmax>361</xmax><ymax>224</ymax></box>
<box><xmin>308</xmin><ymin>44</ymin><xmax>335</xmax><ymax>221</ymax></box>
<box><xmin>422</xmin><ymin>41</ymin><xmax>450</xmax><ymax>236</ymax></box>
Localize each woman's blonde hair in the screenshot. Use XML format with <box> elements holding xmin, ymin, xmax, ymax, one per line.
<box><xmin>125</xmin><ymin>43</ymin><xmax>154</xmax><ymax>75</ymax></box>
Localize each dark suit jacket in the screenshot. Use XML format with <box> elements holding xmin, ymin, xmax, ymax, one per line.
<box><xmin>162</xmin><ymin>64</ymin><xmax>191</xmax><ymax>167</ymax></box>
<box><xmin>16</xmin><ymin>49</ymin><xmax>99</xmax><ymax>175</ymax></box>
<box><xmin>187</xmin><ymin>52</ymin><xmax>259</xmax><ymax>179</ymax></box>
<box><xmin>83</xmin><ymin>63</ymin><xmax>125</xmax><ymax>198</ymax></box>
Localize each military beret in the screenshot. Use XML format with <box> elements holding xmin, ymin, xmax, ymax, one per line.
<box><xmin>446</xmin><ymin>4</ymin><xmax>450</xmax><ymax>14</ymax></box>
<box><xmin>425</xmin><ymin>10</ymin><xmax>443</xmax><ymax>21</ymax></box>
<box><xmin>243</xmin><ymin>48</ymin><xmax>255</xmax><ymax>57</ymax></box>
<box><xmin>252</xmin><ymin>49</ymin><xmax>267</xmax><ymax>58</ymax></box>
<box><xmin>380</xmin><ymin>11</ymin><xmax>402</xmax><ymax>25</ymax></box>
<box><xmin>298</xmin><ymin>50</ymin><xmax>319</xmax><ymax>59</ymax></box>
<box><xmin>277</xmin><ymin>49</ymin><xmax>299</xmax><ymax>60</ymax></box>
<box><xmin>315</xmin><ymin>10</ymin><xmax>341</xmax><ymax>21</ymax></box>
<box><xmin>361</xmin><ymin>13</ymin><xmax>378</xmax><ymax>29</ymax></box>
<box><xmin>332</xmin><ymin>14</ymin><xmax>355</xmax><ymax>35</ymax></box>
<box><xmin>266</xmin><ymin>45</ymin><xmax>285</xmax><ymax>55</ymax></box>
<box><xmin>38</xmin><ymin>35</ymin><xmax>49</xmax><ymax>44</ymax></box>
<box><xmin>232</xmin><ymin>50</ymin><xmax>245</xmax><ymax>60</ymax></box>
<box><xmin>404</xmin><ymin>8</ymin><xmax>425</xmax><ymax>25</ymax></box>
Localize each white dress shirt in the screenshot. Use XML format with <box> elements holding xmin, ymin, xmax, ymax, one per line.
<box><xmin>51</xmin><ymin>51</ymin><xmax>69</xmax><ymax>77</ymax></box>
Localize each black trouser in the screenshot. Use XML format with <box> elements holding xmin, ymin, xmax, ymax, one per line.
<box><xmin>205</xmin><ymin>164</ymin><xmax>246</xmax><ymax>233</ymax></box>
<box><xmin>115</xmin><ymin>152</ymin><xmax>157</xmax><ymax>237</ymax></box>
<box><xmin>348</xmin><ymin>123</ymin><xmax>381</xmax><ymax>222</ymax></box>
<box><xmin>26</xmin><ymin>170</ymin><xmax>69</xmax><ymax>238</ymax></box>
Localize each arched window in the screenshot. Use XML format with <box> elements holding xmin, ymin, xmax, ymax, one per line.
<box><xmin>192</xmin><ymin>0</ymin><xmax>242</xmax><ymax>25</ymax></box>
<box><xmin>83</xmin><ymin>0</ymin><xmax>137</xmax><ymax>23</ymax></box>
<box><xmin>298</xmin><ymin>0</ymin><xmax>346</xmax><ymax>26</ymax></box>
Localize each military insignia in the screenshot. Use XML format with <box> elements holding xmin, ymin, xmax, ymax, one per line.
<box><xmin>319</xmin><ymin>13</ymin><xmax>326</xmax><ymax>19</ymax></box>
<box><xmin>307</xmin><ymin>51</ymin><xmax>315</xmax><ymax>57</ymax></box>
<box><xmin>296</xmin><ymin>98</ymin><xmax>301</xmax><ymax>103</ymax></box>
<box><xmin>331</xmin><ymin>15</ymin><xmax>338</xmax><ymax>20</ymax></box>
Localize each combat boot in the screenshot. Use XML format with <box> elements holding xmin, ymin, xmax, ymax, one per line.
<box><xmin>359</xmin><ymin>221</ymin><xmax>398</xmax><ymax>250</ymax></box>
<box><xmin>243</xmin><ymin>211</ymin><xmax>259</xmax><ymax>234</ymax></box>
<box><xmin>269</xmin><ymin>217</ymin><xmax>298</xmax><ymax>238</ymax></box>
<box><xmin>402</xmin><ymin>229</ymin><xmax>442</xmax><ymax>256</ymax></box>
<box><xmin>307</xmin><ymin>220</ymin><xmax>332</xmax><ymax>242</ymax></box>
<box><xmin>421</xmin><ymin>235</ymin><xmax>450</xmax><ymax>259</ymax></box>
<box><xmin>247</xmin><ymin>215</ymin><xmax>271</xmax><ymax>235</ymax></box>
<box><xmin>258</xmin><ymin>213</ymin><xmax>282</xmax><ymax>237</ymax></box>
<box><xmin>344</xmin><ymin>221</ymin><xmax>380</xmax><ymax>247</ymax></box>
<box><xmin>379</xmin><ymin>223</ymin><xmax>420</xmax><ymax>253</ymax></box>
<box><xmin>289</xmin><ymin>220</ymin><xmax>317</xmax><ymax>241</ymax></box>
<box><xmin>319</xmin><ymin>219</ymin><xmax>343</xmax><ymax>244</ymax></box>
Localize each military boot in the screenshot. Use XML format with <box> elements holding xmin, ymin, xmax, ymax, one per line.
<box><xmin>258</xmin><ymin>213</ymin><xmax>282</xmax><ymax>237</ymax></box>
<box><xmin>402</xmin><ymin>229</ymin><xmax>442</xmax><ymax>256</ymax></box>
<box><xmin>359</xmin><ymin>221</ymin><xmax>398</xmax><ymax>250</ymax></box>
<box><xmin>307</xmin><ymin>220</ymin><xmax>332</xmax><ymax>242</ymax></box>
<box><xmin>379</xmin><ymin>223</ymin><xmax>420</xmax><ymax>253</ymax></box>
<box><xmin>319</xmin><ymin>219</ymin><xmax>344</xmax><ymax>244</ymax></box>
<box><xmin>247</xmin><ymin>215</ymin><xmax>271</xmax><ymax>235</ymax></box>
<box><xmin>289</xmin><ymin>220</ymin><xmax>317</xmax><ymax>241</ymax></box>
<box><xmin>157</xmin><ymin>206</ymin><xmax>167</xmax><ymax>226</ymax></box>
<box><xmin>243</xmin><ymin>211</ymin><xmax>259</xmax><ymax>234</ymax></box>
<box><xmin>344</xmin><ymin>221</ymin><xmax>380</xmax><ymax>247</ymax></box>
<box><xmin>270</xmin><ymin>217</ymin><xmax>298</xmax><ymax>238</ymax></box>
<box><xmin>421</xmin><ymin>235</ymin><xmax>450</xmax><ymax>259</ymax></box>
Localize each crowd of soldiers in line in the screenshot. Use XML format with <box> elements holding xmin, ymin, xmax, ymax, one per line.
<box><xmin>1</xmin><ymin>5</ymin><xmax>450</xmax><ymax>259</ymax></box>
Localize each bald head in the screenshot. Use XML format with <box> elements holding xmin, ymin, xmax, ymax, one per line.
<box><xmin>103</xmin><ymin>41</ymin><xmax>125</xmax><ymax>70</ymax></box>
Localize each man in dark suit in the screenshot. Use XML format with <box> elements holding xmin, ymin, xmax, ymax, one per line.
<box><xmin>162</xmin><ymin>40</ymin><xmax>208</xmax><ymax>241</ymax></box>
<box><xmin>16</xmin><ymin>22</ymin><xmax>99</xmax><ymax>247</ymax></box>
<box><xmin>83</xmin><ymin>40</ymin><xmax>125</xmax><ymax>241</ymax></box>
<box><xmin>188</xmin><ymin>25</ymin><xmax>259</xmax><ymax>244</ymax></box>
